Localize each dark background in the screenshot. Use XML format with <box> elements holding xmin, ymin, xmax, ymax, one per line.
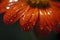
<box><xmin>0</xmin><ymin>13</ymin><xmax>60</xmax><ymax>40</ymax></box>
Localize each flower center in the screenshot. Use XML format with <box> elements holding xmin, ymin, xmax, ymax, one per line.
<box><xmin>25</xmin><ymin>0</ymin><xmax>50</xmax><ymax>8</ymax></box>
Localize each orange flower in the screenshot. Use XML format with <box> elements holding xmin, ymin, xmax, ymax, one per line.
<box><xmin>0</xmin><ymin>0</ymin><xmax>60</xmax><ymax>35</ymax></box>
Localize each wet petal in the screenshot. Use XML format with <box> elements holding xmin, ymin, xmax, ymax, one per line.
<box><xmin>34</xmin><ymin>9</ymin><xmax>53</xmax><ymax>36</ymax></box>
<box><xmin>20</xmin><ymin>8</ymin><xmax>34</xmax><ymax>31</ymax></box>
<box><xmin>28</xmin><ymin>8</ymin><xmax>38</xmax><ymax>29</ymax></box>
<box><xmin>0</xmin><ymin>0</ymin><xmax>8</xmax><ymax>13</ymax></box>
<box><xmin>3</xmin><ymin>2</ymin><xmax>26</xmax><ymax>25</ymax></box>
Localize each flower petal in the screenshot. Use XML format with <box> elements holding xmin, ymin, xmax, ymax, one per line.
<box><xmin>20</xmin><ymin>8</ymin><xmax>35</xmax><ymax>31</ymax></box>
<box><xmin>50</xmin><ymin>1</ymin><xmax>60</xmax><ymax>9</ymax></box>
<box><xmin>0</xmin><ymin>0</ymin><xmax>8</xmax><ymax>14</ymax></box>
<box><xmin>3</xmin><ymin>2</ymin><xmax>26</xmax><ymax>25</ymax></box>
<box><xmin>34</xmin><ymin>9</ymin><xmax>53</xmax><ymax>36</ymax></box>
<box><xmin>28</xmin><ymin>8</ymin><xmax>38</xmax><ymax>29</ymax></box>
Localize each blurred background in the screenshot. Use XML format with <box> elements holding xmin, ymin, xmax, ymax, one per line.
<box><xmin>0</xmin><ymin>13</ymin><xmax>60</xmax><ymax>40</ymax></box>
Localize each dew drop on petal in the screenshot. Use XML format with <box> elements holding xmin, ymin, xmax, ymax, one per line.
<box><xmin>6</xmin><ymin>6</ymin><xmax>10</xmax><ymax>9</ymax></box>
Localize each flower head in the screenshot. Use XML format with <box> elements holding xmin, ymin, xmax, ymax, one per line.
<box><xmin>0</xmin><ymin>0</ymin><xmax>60</xmax><ymax>36</ymax></box>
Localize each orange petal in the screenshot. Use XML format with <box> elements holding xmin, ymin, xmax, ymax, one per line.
<box><xmin>28</xmin><ymin>8</ymin><xmax>38</xmax><ymax>29</ymax></box>
<box><xmin>0</xmin><ymin>0</ymin><xmax>8</xmax><ymax>13</ymax></box>
<box><xmin>20</xmin><ymin>8</ymin><xmax>35</xmax><ymax>31</ymax></box>
<box><xmin>50</xmin><ymin>1</ymin><xmax>60</xmax><ymax>9</ymax></box>
<box><xmin>3</xmin><ymin>2</ymin><xmax>26</xmax><ymax>25</ymax></box>
<box><xmin>35</xmin><ymin>9</ymin><xmax>52</xmax><ymax>36</ymax></box>
<box><xmin>0</xmin><ymin>8</ymin><xmax>6</xmax><ymax>14</ymax></box>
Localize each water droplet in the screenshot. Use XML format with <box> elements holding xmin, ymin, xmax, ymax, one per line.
<box><xmin>9</xmin><ymin>0</ymin><xmax>13</xmax><ymax>2</ymax></box>
<box><xmin>14</xmin><ymin>0</ymin><xmax>18</xmax><ymax>2</ymax></box>
<box><xmin>9</xmin><ymin>19</ymin><xmax>13</xmax><ymax>22</ymax></box>
<box><xmin>6</xmin><ymin>6</ymin><xmax>10</xmax><ymax>9</ymax></box>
